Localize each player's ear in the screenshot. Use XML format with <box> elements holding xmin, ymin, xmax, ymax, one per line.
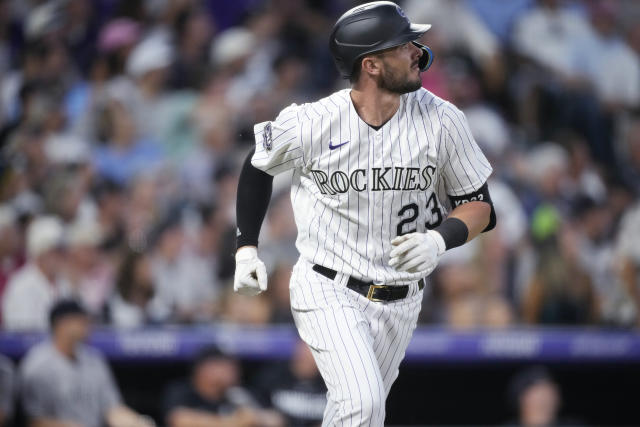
<box><xmin>361</xmin><ymin>56</ymin><xmax>382</xmax><ymax>76</ymax></box>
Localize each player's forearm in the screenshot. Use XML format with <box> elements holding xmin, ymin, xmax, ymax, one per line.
<box><xmin>447</xmin><ymin>201</ymin><xmax>491</xmax><ymax>243</ymax></box>
<box><xmin>236</xmin><ymin>148</ymin><xmax>273</xmax><ymax>249</ymax></box>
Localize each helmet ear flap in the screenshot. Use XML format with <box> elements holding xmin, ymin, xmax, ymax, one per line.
<box><xmin>412</xmin><ymin>42</ymin><xmax>434</xmax><ymax>72</ymax></box>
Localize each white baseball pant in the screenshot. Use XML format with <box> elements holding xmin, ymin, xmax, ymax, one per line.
<box><xmin>290</xmin><ymin>259</ymin><xmax>424</xmax><ymax>426</ymax></box>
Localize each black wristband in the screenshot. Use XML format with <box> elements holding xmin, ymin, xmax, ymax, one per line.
<box><xmin>434</xmin><ymin>217</ymin><xmax>468</xmax><ymax>250</ymax></box>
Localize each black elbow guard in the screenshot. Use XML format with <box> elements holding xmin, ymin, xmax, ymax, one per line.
<box><xmin>447</xmin><ymin>182</ymin><xmax>497</xmax><ymax>233</ymax></box>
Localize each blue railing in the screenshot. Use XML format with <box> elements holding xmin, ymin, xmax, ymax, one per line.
<box><xmin>1</xmin><ymin>325</ymin><xmax>640</xmax><ymax>363</ymax></box>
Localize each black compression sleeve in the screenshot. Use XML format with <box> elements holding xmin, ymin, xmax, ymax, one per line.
<box><xmin>236</xmin><ymin>148</ymin><xmax>273</xmax><ymax>248</ymax></box>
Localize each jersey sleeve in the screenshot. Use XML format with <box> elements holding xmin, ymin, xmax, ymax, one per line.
<box><xmin>438</xmin><ymin>104</ymin><xmax>493</xmax><ymax>196</ymax></box>
<box><xmin>251</xmin><ymin>104</ymin><xmax>304</xmax><ymax>176</ymax></box>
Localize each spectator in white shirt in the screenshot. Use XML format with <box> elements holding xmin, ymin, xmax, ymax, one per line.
<box><xmin>2</xmin><ymin>216</ymin><xmax>71</xmax><ymax>331</ymax></box>
<box><xmin>513</xmin><ymin>0</ymin><xmax>592</xmax><ymax>79</ymax></box>
<box><xmin>572</xmin><ymin>0</ymin><xmax>640</xmax><ymax>109</ymax></box>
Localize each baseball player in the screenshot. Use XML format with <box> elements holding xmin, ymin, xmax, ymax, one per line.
<box><xmin>234</xmin><ymin>1</ymin><xmax>496</xmax><ymax>425</ymax></box>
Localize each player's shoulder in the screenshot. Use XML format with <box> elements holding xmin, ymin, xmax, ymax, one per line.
<box><xmin>405</xmin><ymin>88</ymin><xmax>456</xmax><ymax>116</ymax></box>
<box><xmin>275</xmin><ymin>89</ymin><xmax>350</xmax><ymax>124</ymax></box>
<box><xmin>305</xmin><ymin>89</ymin><xmax>351</xmax><ymax>119</ymax></box>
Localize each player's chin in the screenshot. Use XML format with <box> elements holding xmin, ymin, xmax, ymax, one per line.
<box><xmin>407</xmin><ymin>75</ymin><xmax>423</xmax><ymax>91</ymax></box>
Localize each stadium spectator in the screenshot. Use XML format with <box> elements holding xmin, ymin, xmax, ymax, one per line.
<box><xmin>505</xmin><ymin>366</ymin><xmax>581</xmax><ymax>426</ymax></box>
<box><xmin>18</xmin><ymin>299</ymin><xmax>153</xmax><ymax>427</ymax></box>
<box><xmin>106</xmin><ymin>249</ymin><xmax>155</xmax><ymax>328</ymax></box>
<box><xmin>162</xmin><ymin>345</ymin><xmax>283</xmax><ymax>427</ymax></box>
<box><xmin>111</xmin><ymin>34</ymin><xmax>174</xmax><ymax>143</ymax></box>
<box><xmin>404</xmin><ymin>0</ymin><xmax>505</xmax><ymax>95</ymax></box>
<box><xmin>512</xmin><ymin>0</ymin><xmax>591</xmax><ymax>80</ymax></box>
<box><xmin>65</xmin><ymin>218</ymin><xmax>114</xmax><ymax>318</ymax></box>
<box><xmin>167</xmin><ymin>6</ymin><xmax>214</xmax><ymax>91</ymax></box>
<box><xmin>425</xmin><ymin>258</ymin><xmax>514</xmax><ymax>329</ymax></box>
<box><xmin>521</xmin><ymin>213</ymin><xmax>598</xmax><ymax>325</ymax></box>
<box><xmin>619</xmin><ymin>114</ymin><xmax>640</xmax><ymax>197</ymax></box>
<box><xmin>507</xmin><ymin>366</ymin><xmax>556</xmax><ymax>425</ymax></box>
<box><xmin>93</xmin><ymin>179</ymin><xmax>127</xmax><ymax>254</ymax></box>
<box><xmin>2</xmin><ymin>216</ymin><xmax>70</xmax><ymax>331</ymax></box>
<box><xmin>616</xmin><ymin>202</ymin><xmax>640</xmax><ymax>327</ymax></box>
<box><xmin>569</xmin><ymin>195</ymin><xmax>633</xmax><ymax>325</ymax></box>
<box><xmin>148</xmin><ymin>210</ymin><xmax>218</xmax><ymax>324</ymax></box>
<box><xmin>0</xmin><ymin>205</ymin><xmax>24</xmax><ymax>323</ymax></box>
<box><xmin>92</xmin><ymin>99</ymin><xmax>164</xmax><ymax>186</ymax></box>
<box><xmin>576</xmin><ymin>0</ymin><xmax>640</xmax><ymax>110</ymax></box>
<box><xmin>251</xmin><ymin>340</ymin><xmax>326</xmax><ymax>426</ymax></box>
<box><xmin>0</xmin><ymin>354</ymin><xmax>15</xmax><ymax>427</ymax></box>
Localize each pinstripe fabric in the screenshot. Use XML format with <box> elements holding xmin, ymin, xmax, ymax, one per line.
<box><xmin>252</xmin><ymin>88</ymin><xmax>492</xmax><ymax>285</ymax></box>
<box><xmin>290</xmin><ymin>259</ymin><xmax>423</xmax><ymax>427</ymax></box>
<box><xmin>251</xmin><ymin>87</ymin><xmax>492</xmax><ymax>426</ymax></box>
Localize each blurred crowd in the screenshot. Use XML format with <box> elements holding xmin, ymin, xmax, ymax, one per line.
<box><xmin>0</xmin><ymin>299</ymin><xmax>328</xmax><ymax>426</ymax></box>
<box><xmin>1</xmin><ymin>0</ymin><xmax>640</xmax><ymax>332</ymax></box>
<box><xmin>1</xmin><ymin>0</ymin><xmax>639</xmax><ymax>425</ymax></box>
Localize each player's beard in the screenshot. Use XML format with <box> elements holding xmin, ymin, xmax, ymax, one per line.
<box><xmin>377</xmin><ymin>64</ymin><xmax>422</xmax><ymax>94</ymax></box>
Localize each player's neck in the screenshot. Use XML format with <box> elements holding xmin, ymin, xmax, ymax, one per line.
<box><xmin>350</xmin><ymin>86</ymin><xmax>400</xmax><ymax>128</ymax></box>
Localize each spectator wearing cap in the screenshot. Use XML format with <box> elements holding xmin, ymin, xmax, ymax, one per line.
<box><xmin>18</xmin><ymin>299</ymin><xmax>154</xmax><ymax>427</ymax></box>
<box><xmin>105</xmin><ymin>34</ymin><xmax>174</xmax><ymax>144</ymax></box>
<box><xmin>2</xmin><ymin>216</ymin><xmax>71</xmax><ymax>331</ymax></box>
<box><xmin>162</xmin><ymin>345</ymin><xmax>283</xmax><ymax>427</ymax></box>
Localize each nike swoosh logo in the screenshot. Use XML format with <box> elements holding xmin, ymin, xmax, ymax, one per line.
<box><xmin>329</xmin><ymin>141</ymin><xmax>349</xmax><ymax>150</ymax></box>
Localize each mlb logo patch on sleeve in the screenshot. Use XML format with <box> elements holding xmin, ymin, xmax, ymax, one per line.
<box><xmin>263</xmin><ymin>122</ymin><xmax>273</xmax><ymax>152</ymax></box>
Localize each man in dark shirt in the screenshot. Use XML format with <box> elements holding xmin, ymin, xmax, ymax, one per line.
<box><xmin>163</xmin><ymin>345</ymin><xmax>283</xmax><ymax>427</ymax></box>
<box><xmin>252</xmin><ymin>341</ymin><xmax>326</xmax><ymax>427</ymax></box>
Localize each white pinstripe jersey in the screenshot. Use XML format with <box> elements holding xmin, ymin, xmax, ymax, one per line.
<box><xmin>252</xmin><ymin>88</ymin><xmax>492</xmax><ymax>285</ymax></box>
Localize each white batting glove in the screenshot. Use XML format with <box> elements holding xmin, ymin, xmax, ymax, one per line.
<box><xmin>388</xmin><ymin>230</ymin><xmax>446</xmax><ymax>275</ymax></box>
<box><xmin>234</xmin><ymin>247</ymin><xmax>268</xmax><ymax>296</ymax></box>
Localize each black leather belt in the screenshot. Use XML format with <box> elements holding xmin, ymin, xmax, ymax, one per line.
<box><xmin>312</xmin><ymin>264</ymin><xmax>425</xmax><ymax>302</ymax></box>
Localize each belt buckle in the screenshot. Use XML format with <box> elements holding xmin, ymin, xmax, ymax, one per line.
<box><xmin>366</xmin><ymin>284</ymin><xmax>385</xmax><ymax>302</ymax></box>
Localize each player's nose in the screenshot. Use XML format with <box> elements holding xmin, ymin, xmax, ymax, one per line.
<box><xmin>409</xmin><ymin>43</ymin><xmax>422</xmax><ymax>61</ymax></box>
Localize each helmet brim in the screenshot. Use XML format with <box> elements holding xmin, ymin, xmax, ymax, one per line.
<box><xmin>409</xmin><ymin>23</ymin><xmax>432</xmax><ymax>36</ymax></box>
<box><xmin>374</xmin><ymin>23</ymin><xmax>431</xmax><ymax>53</ymax></box>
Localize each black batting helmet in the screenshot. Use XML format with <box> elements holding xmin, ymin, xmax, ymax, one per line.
<box><xmin>329</xmin><ymin>1</ymin><xmax>434</xmax><ymax>79</ymax></box>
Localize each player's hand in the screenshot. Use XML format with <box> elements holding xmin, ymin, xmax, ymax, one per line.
<box><xmin>234</xmin><ymin>246</ymin><xmax>268</xmax><ymax>296</ymax></box>
<box><xmin>388</xmin><ymin>230</ymin><xmax>446</xmax><ymax>275</ymax></box>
